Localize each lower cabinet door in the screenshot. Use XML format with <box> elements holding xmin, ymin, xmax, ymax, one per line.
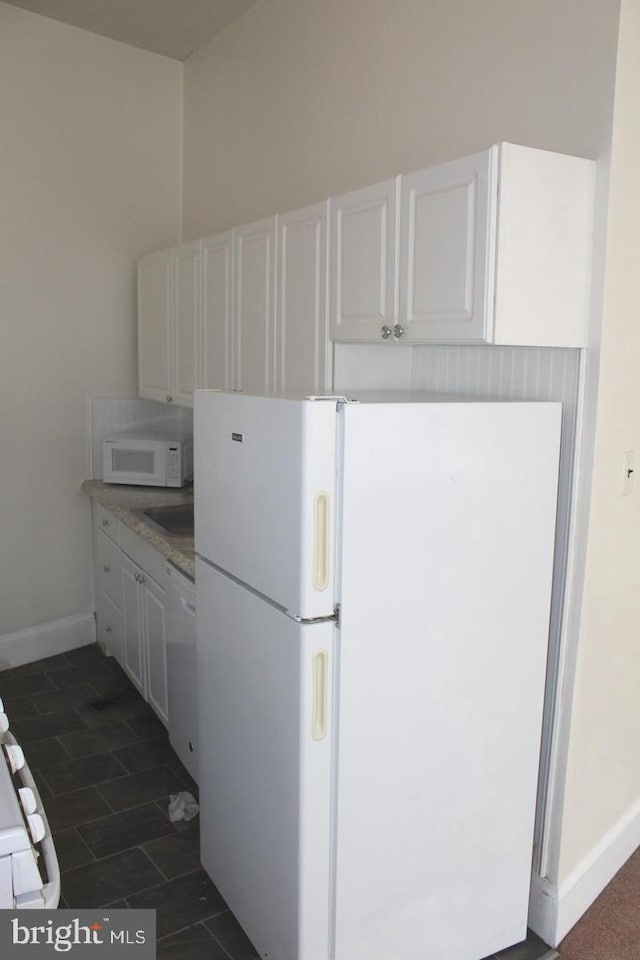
<box><xmin>95</xmin><ymin>514</ymin><xmax>169</xmax><ymax>724</ymax></box>
<box><xmin>122</xmin><ymin>558</ymin><xmax>145</xmax><ymax>695</ymax></box>
<box><xmin>143</xmin><ymin>575</ymin><xmax>169</xmax><ymax>726</ymax></box>
<box><xmin>96</xmin><ymin>588</ymin><xmax>123</xmax><ymax>664</ymax></box>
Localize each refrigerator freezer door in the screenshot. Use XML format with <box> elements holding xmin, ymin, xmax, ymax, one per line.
<box><xmin>196</xmin><ymin>558</ymin><xmax>334</xmax><ymax>960</ymax></box>
<box><xmin>195</xmin><ymin>391</ymin><xmax>337</xmax><ymax>619</ymax></box>
<box><xmin>331</xmin><ymin>400</ymin><xmax>562</xmax><ymax>960</ymax></box>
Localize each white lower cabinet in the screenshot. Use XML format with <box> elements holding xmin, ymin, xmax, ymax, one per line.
<box><xmin>121</xmin><ymin>556</ymin><xmax>146</xmax><ymax>696</ymax></box>
<box><xmin>92</xmin><ymin>505</ymin><xmax>169</xmax><ymax>727</ymax></box>
<box><xmin>96</xmin><ymin>589</ymin><xmax>123</xmax><ymax>664</ymax></box>
<box><xmin>143</xmin><ymin>571</ymin><xmax>169</xmax><ymax>725</ymax></box>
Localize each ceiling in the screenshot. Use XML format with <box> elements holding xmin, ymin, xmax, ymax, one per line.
<box><xmin>3</xmin><ymin>0</ymin><xmax>261</xmax><ymax>60</ymax></box>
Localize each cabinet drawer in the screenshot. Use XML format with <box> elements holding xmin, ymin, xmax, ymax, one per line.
<box><xmin>119</xmin><ymin>523</ymin><xmax>167</xmax><ymax>588</ymax></box>
<box><xmin>96</xmin><ymin>589</ymin><xmax>123</xmax><ymax>665</ymax></box>
<box><xmin>96</xmin><ymin>530</ymin><xmax>122</xmax><ymax>607</ymax></box>
<box><xmin>95</xmin><ymin>504</ymin><xmax>119</xmax><ymax>543</ymax></box>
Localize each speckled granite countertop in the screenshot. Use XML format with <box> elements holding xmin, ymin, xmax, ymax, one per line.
<box><xmin>82</xmin><ymin>480</ymin><xmax>195</xmax><ymax>578</ymax></box>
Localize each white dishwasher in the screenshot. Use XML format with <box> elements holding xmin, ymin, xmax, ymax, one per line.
<box><xmin>166</xmin><ymin>563</ymin><xmax>198</xmax><ymax>783</ymax></box>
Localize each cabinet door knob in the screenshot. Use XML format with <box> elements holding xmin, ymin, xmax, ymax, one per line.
<box><xmin>393</xmin><ymin>324</ymin><xmax>406</xmax><ymax>339</ymax></box>
<box><xmin>166</xmin><ymin>394</ymin><xmax>173</xmax><ymax>403</ymax></box>
<box><xmin>102</xmin><ymin>519</ymin><xmax>110</xmax><ymax>527</ymax></box>
<box><xmin>380</xmin><ymin>324</ymin><xmax>392</xmax><ymax>340</ymax></box>
<box><xmin>105</xmin><ymin>625</ymin><xmax>112</xmax><ymax>634</ymax></box>
<box><xmin>103</xmin><ymin>564</ymin><xmax>110</xmax><ymax>573</ymax></box>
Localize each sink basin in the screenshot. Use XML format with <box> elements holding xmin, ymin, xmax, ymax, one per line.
<box><xmin>143</xmin><ymin>503</ymin><xmax>194</xmax><ymax>536</ymax></box>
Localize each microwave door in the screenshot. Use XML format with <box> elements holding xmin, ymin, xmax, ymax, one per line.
<box><xmin>104</xmin><ymin>440</ymin><xmax>166</xmax><ymax>485</ymax></box>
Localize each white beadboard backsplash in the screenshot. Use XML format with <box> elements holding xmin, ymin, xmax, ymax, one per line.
<box><xmin>410</xmin><ymin>343</ymin><xmax>580</xmax><ymax>405</ymax></box>
<box><xmin>89</xmin><ymin>395</ymin><xmax>193</xmax><ymax>479</ymax></box>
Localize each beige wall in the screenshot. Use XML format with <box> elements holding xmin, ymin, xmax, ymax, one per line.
<box><xmin>558</xmin><ymin>0</ymin><xmax>640</xmax><ymax>882</ymax></box>
<box><xmin>0</xmin><ymin>4</ymin><xmax>182</xmax><ymax>637</ymax></box>
<box><xmin>183</xmin><ymin>0</ymin><xmax>619</xmax><ymax>239</ymax></box>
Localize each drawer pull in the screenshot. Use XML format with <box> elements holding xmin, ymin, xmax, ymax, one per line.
<box><xmin>103</xmin><ymin>564</ymin><xmax>111</xmax><ymax>573</ymax></box>
<box><xmin>102</xmin><ymin>519</ymin><xmax>110</xmax><ymax>527</ymax></box>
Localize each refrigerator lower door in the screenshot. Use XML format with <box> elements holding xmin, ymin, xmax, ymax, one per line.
<box><xmin>196</xmin><ymin>558</ymin><xmax>334</xmax><ymax>960</ymax></box>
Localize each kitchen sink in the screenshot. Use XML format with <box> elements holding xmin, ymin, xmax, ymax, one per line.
<box><xmin>142</xmin><ymin>503</ymin><xmax>194</xmax><ymax>536</ymax></box>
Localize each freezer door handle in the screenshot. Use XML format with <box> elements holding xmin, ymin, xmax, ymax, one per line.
<box><xmin>312</xmin><ymin>650</ymin><xmax>329</xmax><ymax>741</ymax></box>
<box><xmin>313</xmin><ymin>493</ymin><xmax>330</xmax><ymax>591</ymax></box>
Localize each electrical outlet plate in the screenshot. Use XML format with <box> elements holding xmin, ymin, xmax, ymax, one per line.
<box><xmin>622</xmin><ymin>450</ymin><xmax>636</xmax><ymax>495</ymax></box>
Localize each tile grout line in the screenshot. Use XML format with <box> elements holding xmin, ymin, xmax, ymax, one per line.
<box><xmin>52</xmin><ymin>790</ymin><xmax>180</xmax><ymax>835</ymax></box>
<box><xmin>103</xmin><ymin>863</ymin><xmax>207</xmax><ymax>911</ymax></box>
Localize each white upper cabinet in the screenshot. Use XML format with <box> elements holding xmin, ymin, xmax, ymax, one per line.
<box><xmin>331</xmin><ymin>143</ymin><xmax>594</xmax><ymax>347</ymax></box>
<box><xmin>277</xmin><ymin>202</ymin><xmax>331</xmax><ymax>393</ymax></box>
<box><xmin>329</xmin><ymin>179</ymin><xmax>398</xmax><ymax>342</ymax></box>
<box><xmin>399</xmin><ymin>151</ymin><xmax>492</xmax><ymax>342</ymax></box>
<box><xmin>201</xmin><ymin>231</ymin><xmax>233</xmax><ymax>391</ymax></box>
<box><xmin>491</xmin><ymin>143</ymin><xmax>594</xmax><ymax>347</ymax></box>
<box><xmin>234</xmin><ymin>216</ymin><xmax>276</xmax><ymax>392</ymax></box>
<box><xmin>138</xmin><ymin>249</ymin><xmax>173</xmax><ymax>402</ymax></box>
<box><xmin>138</xmin><ymin>143</ymin><xmax>595</xmax><ymax>400</ymax></box>
<box><xmin>138</xmin><ymin>243</ymin><xmax>200</xmax><ymax>407</ymax></box>
<box><xmin>173</xmin><ymin>240</ymin><xmax>201</xmax><ymax>407</ymax></box>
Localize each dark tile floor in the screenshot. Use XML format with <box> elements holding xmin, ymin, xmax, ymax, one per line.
<box><xmin>1</xmin><ymin>643</ymin><xmax>556</xmax><ymax>960</ymax></box>
<box><xmin>0</xmin><ymin>643</ymin><xmax>258</xmax><ymax>960</ymax></box>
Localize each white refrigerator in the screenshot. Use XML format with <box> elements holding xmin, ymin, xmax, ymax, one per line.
<box><xmin>194</xmin><ymin>390</ymin><xmax>562</xmax><ymax>960</ymax></box>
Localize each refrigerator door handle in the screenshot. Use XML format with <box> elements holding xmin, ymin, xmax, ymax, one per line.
<box><xmin>313</xmin><ymin>493</ymin><xmax>330</xmax><ymax>591</ymax></box>
<box><xmin>311</xmin><ymin>650</ymin><xmax>329</xmax><ymax>741</ymax></box>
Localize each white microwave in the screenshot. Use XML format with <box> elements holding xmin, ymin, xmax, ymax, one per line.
<box><xmin>103</xmin><ymin>430</ymin><xmax>193</xmax><ymax>488</ymax></box>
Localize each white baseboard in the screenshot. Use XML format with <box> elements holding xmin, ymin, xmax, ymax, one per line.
<box><xmin>0</xmin><ymin>613</ymin><xmax>96</xmax><ymax>670</ymax></box>
<box><xmin>529</xmin><ymin>797</ymin><xmax>640</xmax><ymax>946</ymax></box>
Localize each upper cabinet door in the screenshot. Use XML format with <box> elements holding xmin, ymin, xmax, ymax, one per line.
<box><xmin>173</xmin><ymin>240</ymin><xmax>201</xmax><ymax>407</ymax></box>
<box><xmin>202</xmin><ymin>231</ymin><xmax>233</xmax><ymax>391</ymax></box>
<box><xmin>330</xmin><ymin>179</ymin><xmax>398</xmax><ymax>342</ymax></box>
<box><xmin>277</xmin><ymin>202</ymin><xmax>331</xmax><ymax>394</ymax></box>
<box><xmin>234</xmin><ymin>217</ymin><xmax>276</xmax><ymax>392</ymax></box>
<box><xmin>138</xmin><ymin>249</ymin><xmax>173</xmax><ymax>402</ymax></box>
<box><xmin>399</xmin><ymin>150</ymin><xmax>493</xmax><ymax>343</ymax></box>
